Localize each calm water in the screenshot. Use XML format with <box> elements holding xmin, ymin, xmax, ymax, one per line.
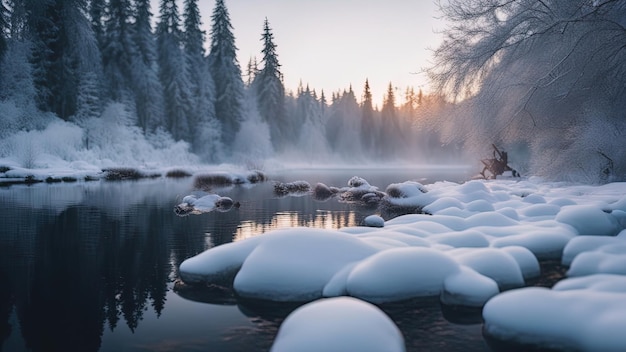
<box><xmin>0</xmin><ymin>166</ymin><xmax>507</xmax><ymax>352</ymax></box>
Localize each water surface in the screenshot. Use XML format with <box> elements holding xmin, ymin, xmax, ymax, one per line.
<box><xmin>0</xmin><ymin>166</ymin><xmax>498</xmax><ymax>352</ymax></box>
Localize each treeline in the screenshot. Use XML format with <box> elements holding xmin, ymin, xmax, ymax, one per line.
<box><xmin>0</xmin><ymin>0</ymin><xmax>449</xmax><ymax>166</ymax></box>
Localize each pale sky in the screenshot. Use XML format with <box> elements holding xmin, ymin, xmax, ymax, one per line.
<box><xmin>191</xmin><ymin>0</ymin><xmax>444</xmax><ymax>107</ymax></box>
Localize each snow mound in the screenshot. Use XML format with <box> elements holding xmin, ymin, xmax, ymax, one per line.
<box><xmin>555</xmin><ymin>205</ymin><xmax>620</xmax><ymax>236</ymax></box>
<box><xmin>441</xmin><ymin>266</ymin><xmax>499</xmax><ymax>307</ymax></box>
<box><xmin>567</xmin><ymin>243</ymin><xmax>626</xmax><ymax>277</ymax></box>
<box><xmin>363</xmin><ymin>215</ymin><xmax>384</xmax><ymax>228</ymax></box>
<box><xmin>483</xmin><ymin>276</ymin><xmax>626</xmax><ymax>352</ymax></box>
<box><xmin>449</xmin><ymin>248</ymin><xmax>525</xmax><ymax>290</ymax></box>
<box><xmin>233</xmin><ymin>228</ymin><xmax>378</xmax><ymax>301</ymax></box>
<box><xmin>562</xmin><ymin>235</ymin><xmax>626</xmax><ymax>266</ymax></box>
<box><xmin>345</xmin><ymin>247</ymin><xmax>460</xmax><ymax>303</ymax></box>
<box><xmin>270</xmin><ymin>297</ymin><xmax>405</xmax><ymax>352</ymax></box>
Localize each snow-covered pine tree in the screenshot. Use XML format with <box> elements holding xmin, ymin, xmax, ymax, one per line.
<box><xmin>253</xmin><ymin>18</ymin><xmax>286</xmax><ymax>151</ymax></box>
<box><xmin>379</xmin><ymin>82</ymin><xmax>401</xmax><ymax>156</ymax></box>
<box><xmin>182</xmin><ymin>0</ymin><xmax>221</xmax><ymax>162</ymax></box>
<box><xmin>0</xmin><ymin>0</ymin><xmax>8</xmax><ymax>60</ymax></box>
<box><xmin>102</xmin><ymin>0</ymin><xmax>135</xmax><ymax>102</ymax></box>
<box><xmin>208</xmin><ymin>0</ymin><xmax>244</xmax><ymax>148</ymax></box>
<box><xmin>88</xmin><ymin>0</ymin><xmax>105</xmax><ymax>48</ymax></box>
<box><xmin>132</xmin><ymin>0</ymin><xmax>165</xmax><ymax>133</ymax></box>
<box><xmin>27</xmin><ymin>0</ymin><xmax>99</xmax><ymax>120</ymax></box>
<box><xmin>360</xmin><ymin>79</ymin><xmax>376</xmax><ymax>153</ymax></box>
<box><xmin>157</xmin><ymin>0</ymin><xmax>191</xmax><ymax>141</ymax></box>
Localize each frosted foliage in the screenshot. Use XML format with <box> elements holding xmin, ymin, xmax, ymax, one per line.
<box><xmin>79</xmin><ymin>103</ymin><xmax>198</xmax><ymax>167</ymax></box>
<box><xmin>0</xmin><ymin>40</ymin><xmax>37</xmax><ymax>110</ymax></box>
<box><xmin>430</xmin><ymin>0</ymin><xmax>626</xmax><ymax>182</ymax></box>
<box><xmin>232</xmin><ymin>93</ymin><xmax>274</xmax><ymax>162</ymax></box>
<box><xmin>0</xmin><ymin>120</ymin><xmax>83</xmax><ymax>168</ymax></box>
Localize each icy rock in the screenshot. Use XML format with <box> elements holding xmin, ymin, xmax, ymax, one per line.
<box><xmin>270</xmin><ymin>297</ymin><xmax>405</xmax><ymax>352</ymax></box>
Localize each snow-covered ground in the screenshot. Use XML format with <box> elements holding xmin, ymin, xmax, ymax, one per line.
<box><xmin>179</xmin><ymin>176</ymin><xmax>626</xmax><ymax>351</ymax></box>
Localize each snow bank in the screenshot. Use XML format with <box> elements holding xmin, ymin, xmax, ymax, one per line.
<box><xmin>270</xmin><ymin>297</ymin><xmax>405</xmax><ymax>352</ymax></box>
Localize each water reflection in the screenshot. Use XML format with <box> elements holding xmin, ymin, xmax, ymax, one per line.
<box><xmin>0</xmin><ymin>167</ymin><xmax>480</xmax><ymax>352</ymax></box>
<box><xmin>234</xmin><ymin>210</ymin><xmax>358</xmax><ymax>242</ymax></box>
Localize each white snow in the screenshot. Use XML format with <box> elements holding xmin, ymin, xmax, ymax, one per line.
<box><xmin>270</xmin><ymin>297</ymin><xmax>405</xmax><ymax>352</ymax></box>
<box><xmin>174</xmin><ymin>177</ymin><xmax>626</xmax><ymax>350</ymax></box>
<box><xmin>362</xmin><ymin>214</ymin><xmax>384</xmax><ymax>228</ymax></box>
<box><xmin>179</xmin><ymin>179</ymin><xmax>626</xmax><ymax>312</ymax></box>
<box><xmin>555</xmin><ymin>205</ymin><xmax>621</xmax><ymax>236</ymax></box>
<box><xmin>483</xmin><ymin>277</ymin><xmax>626</xmax><ymax>351</ymax></box>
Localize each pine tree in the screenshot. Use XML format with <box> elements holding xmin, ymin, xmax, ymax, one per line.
<box><xmin>27</xmin><ymin>0</ymin><xmax>99</xmax><ymax>120</ymax></box>
<box><xmin>253</xmin><ymin>18</ymin><xmax>286</xmax><ymax>151</ymax></box>
<box><xmin>132</xmin><ymin>0</ymin><xmax>165</xmax><ymax>133</ymax></box>
<box><xmin>360</xmin><ymin>79</ymin><xmax>376</xmax><ymax>152</ymax></box>
<box><xmin>182</xmin><ymin>0</ymin><xmax>221</xmax><ymax>161</ymax></box>
<box><xmin>0</xmin><ymin>0</ymin><xmax>9</xmax><ymax>60</ymax></box>
<box><xmin>89</xmin><ymin>0</ymin><xmax>105</xmax><ymax>48</ymax></box>
<box><xmin>102</xmin><ymin>0</ymin><xmax>135</xmax><ymax>101</ymax></box>
<box><xmin>6</xmin><ymin>0</ymin><xmax>26</xmax><ymax>38</ymax></box>
<box><xmin>157</xmin><ymin>0</ymin><xmax>191</xmax><ymax>141</ymax></box>
<box><xmin>380</xmin><ymin>82</ymin><xmax>401</xmax><ymax>156</ymax></box>
<box><xmin>208</xmin><ymin>0</ymin><xmax>244</xmax><ymax>148</ymax></box>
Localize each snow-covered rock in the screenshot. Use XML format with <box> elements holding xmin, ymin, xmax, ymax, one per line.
<box><xmin>363</xmin><ymin>215</ymin><xmax>384</xmax><ymax>228</ymax></box>
<box><xmin>567</xmin><ymin>243</ymin><xmax>626</xmax><ymax>277</ymax></box>
<box><xmin>562</xmin><ymin>235</ymin><xmax>626</xmax><ymax>266</ymax></box>
<box><xmin>233</xmin><ymin>228</ymin><xmax>378</xmax><ymax>301</ymax></box>
<box><xmin>270</xmin><ymin>297</ymin><xmax>405</xmax><ymax>352</ymax></box>
<box><xmin>555</xmin><ymin>205</ymin><xmax>621</xmax><ymax>236</ymax></box>
<box><xmin>483</xmin><ymin>276</ymin><xmax>626</xmax><ymax>352</ymax></box>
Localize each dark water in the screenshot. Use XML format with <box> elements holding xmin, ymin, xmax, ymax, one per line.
<box><xmin>0</xmin><ymin>166</ymin><xmax>510</xmax><ymax>352</ymax></box>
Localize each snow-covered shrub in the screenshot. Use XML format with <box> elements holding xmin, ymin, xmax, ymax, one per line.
<box><xmin>77</xmin><ymin>102</ymin><xmax>198</xmax><ymax>167</ymax></box>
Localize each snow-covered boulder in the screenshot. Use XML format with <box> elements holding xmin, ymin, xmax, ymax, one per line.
<box><xmin>345</xmin><ymin>247</ymin><xmax>460</xmax><ymax>303</ymax></box>
<box><xmin>363</xmin><ymin>215</ymin><xmax>384</xmax><ymax>228</ymax></box>
<box><xmin>562</xmin><ymin>235</ymin><xmax>626</xmax><ymax>266</ymax></box>
<box><xmin>555</xmin><ymin>205</ymin><xmax>621</xmax><ymax>236</ymax></box>
<box><xmin>233</xmin><ymin>228</ymin><xmax>378</xmax><ymax>301</ymax></box>
<box><xmin>441</xmin><ymin>266</ymin><xmax>499</xmax><ymax>307</ymax></box>
<box><xmin>449</xmin><ymin>248</ymin><xmax>525</xmax><ymax>290</ymax></box>
<box><xmin>483</xmin><ymin>276</ymin><xmax>626</xmax><ymax>352</ymax></box>
<box><xmin>270</xmin><ymin>297</ymin><xmax>405</xmax><ymax>352</ymax></box>
<box><xmin>567</xmin><ymin>243</ymin><xmax>626</xmax><ymax>277</ymax></box>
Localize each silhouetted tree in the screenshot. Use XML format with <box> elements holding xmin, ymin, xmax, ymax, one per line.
<box><xmin>360</xmin><ymin>79</ymin><xmax>376</xmax><ymax>152</ymax></box>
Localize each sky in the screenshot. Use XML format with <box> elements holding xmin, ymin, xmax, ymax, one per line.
<box><xmin>189</xmin><ymin>0</ymin><xmax>445</xmax><ymax>107</ymax></box>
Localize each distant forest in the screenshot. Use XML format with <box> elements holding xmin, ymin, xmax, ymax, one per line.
<box><xmin>0</xmin><ymin>0</ymin><xmax>625</xmax><ymax>183</ymax></box>
<box><xmin>0</xmin><ymin>0</ymin><xmax>448</xmax><ymax>168</ymax></box>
